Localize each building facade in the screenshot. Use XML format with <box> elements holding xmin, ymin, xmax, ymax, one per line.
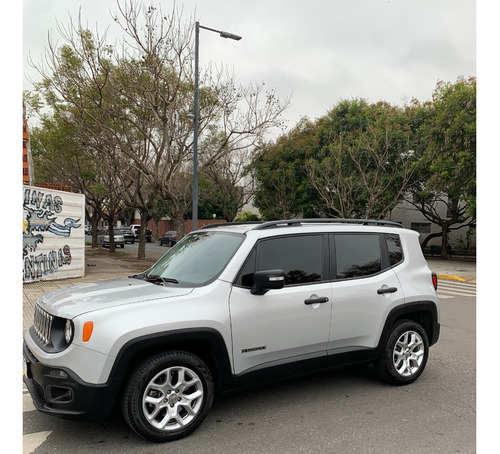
<box><xmin>22</xmin><ymin>102</ymin><xmax>34</xmax><ymax>186</ymax></box>
<box><xmin>387</xmin><ymin>197</ymin><xmax>476</xmax><ymax>252</ymax></box>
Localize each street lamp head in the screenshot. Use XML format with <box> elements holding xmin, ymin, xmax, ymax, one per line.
<box><xmin>198</xmin><ymin>23</ymin><xmax>242</xmax><ymax>41</ymax></box>
<box><xmin>219</xmin><ymin>31</ymin><xmax>242</xmax><ymax>41</ymax></box>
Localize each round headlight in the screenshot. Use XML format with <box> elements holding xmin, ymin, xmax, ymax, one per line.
<box><xmin>64</xmin><ymin>319</ymin><xmax>73</xmax><ymax>344</ymax></box>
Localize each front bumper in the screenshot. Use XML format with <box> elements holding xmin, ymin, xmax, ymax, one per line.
<box><xmin>23</xmin><ymin>341</ymin><xmax>121</xmax><ymax>421</ymax></box>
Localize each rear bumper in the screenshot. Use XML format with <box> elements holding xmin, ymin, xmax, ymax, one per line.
<box><xmin>23</xmin><ymin>341</ymin><xmax>121</xmax><ymax>421</ymax></box>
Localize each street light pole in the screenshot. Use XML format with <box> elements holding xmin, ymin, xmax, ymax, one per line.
<box><xmin>192</xmin><ymin>21</ymin><xmax>241</xmax><ymax>231</ymax></box>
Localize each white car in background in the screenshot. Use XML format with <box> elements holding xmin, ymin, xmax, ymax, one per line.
<box><xmin>100</xmin><ymin>228</ymin><xmax>125</xmax><ymax>248</ymax></box>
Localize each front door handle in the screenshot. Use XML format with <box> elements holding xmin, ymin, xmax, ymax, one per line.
<box><xmin>304</xmin><ymin>296</ymin><xmax>329</xmax><ymax>305</ymax></box>
<box><xmin>377</xmin><ymin>287</ymin><xmax>398</xmax><ymax>295</ymax></box>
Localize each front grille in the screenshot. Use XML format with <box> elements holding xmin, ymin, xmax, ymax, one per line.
<box><xmin>34</xmin><ymin>305</ymin><xmax>53</xmax><ymax>345</ymax></box>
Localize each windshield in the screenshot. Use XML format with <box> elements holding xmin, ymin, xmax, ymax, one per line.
<box><xmin>145</xmin><ymin>231</ymin><xmax>244</xmax><ymax>286</ymax></box>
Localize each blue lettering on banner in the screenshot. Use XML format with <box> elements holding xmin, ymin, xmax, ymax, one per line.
<box><xmin>23</xmin><ymin>188</ymin><xmax>81</xmax><ymax>282</ymax></box>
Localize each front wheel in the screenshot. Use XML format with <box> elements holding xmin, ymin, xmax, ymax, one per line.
<box><xmin>375</xmin><ymin>320</ymin><xmax>429</xmax><ymax>385</ymax></box>
<box><xmin>122</xmin><ymin>351</ymin><xmax>214</xmax><ymax>442</ymax></box>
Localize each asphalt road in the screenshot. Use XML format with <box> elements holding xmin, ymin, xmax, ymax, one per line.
<box><xmin>23</xmin><ymin>280</ymin><xmax>476</xmax><ymax>454</ymax></box>
<box><xmin>125</xmin><ymin>239</ymin><xmax>171</xmax><ymax>261</ymax></box>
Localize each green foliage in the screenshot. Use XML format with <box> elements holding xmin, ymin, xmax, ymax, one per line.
<box><xmin>252</xmin><ymin>118</ymin><xmax>318</xmax><ymax>220</ymax></box>
<box><xmin>404</xmin><ymin>77</ymin><xmax>476</xmax><ymax>256</ymax></box>
<box><xmin>251</xmin><ymin>77</ymin><xmax>475</xmax><ymax>231</ymax></box>
<box><xmin>234</xmin><ymin>211</ymin><xmax>260</xmax><ymax>222</ymax></box>
<box><xmin>252</xmin><ymin>101</ymin><xmax>419</xmax><ymax>219</ymax></box>
<box><xmin>420</xmin><ymin>77</ymin><xmax>476</xmax><ymax>212</ymax></box>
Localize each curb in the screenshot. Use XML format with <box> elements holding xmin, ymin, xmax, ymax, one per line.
<box><xmin>437</xmin><ymin>274</ymin><xmax>466</xmax><ymax>282</ymax></box>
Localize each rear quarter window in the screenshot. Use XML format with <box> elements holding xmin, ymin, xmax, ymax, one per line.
<box><xmin>385</xmin><ymin>233</ymin><xmax>403</xmax><ymax>266</ymax></box>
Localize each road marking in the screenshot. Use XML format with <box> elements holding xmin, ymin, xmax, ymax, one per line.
<box><xmin>23</xmin><ymin>431</ymin><xmax>51</xmax><ymax>454</ymax></box>
<box><xmin>437</xmin><ymin>281</ymin><xmax>476</xmax><ymax>299</ymax></box>
<box><xmin>23</xmin><ymin>387</ymin><xmax>51</xmax><ymax>452</ymax></box>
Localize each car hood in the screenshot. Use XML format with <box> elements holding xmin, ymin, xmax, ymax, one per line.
<box><xmin>36</xmin><ymin>277</ymin><xmax>194</xmax><ymax>319</ymax></box>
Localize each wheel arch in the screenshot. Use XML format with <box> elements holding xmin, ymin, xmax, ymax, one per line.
<box><xmin>109</xmin><ymin>328</ymin><xmax>235</xmax><ymax>397</ymax></box>
<box><xmin>378</xmin><ymin>301</ymin><xmax>440</xmax><ymax>353</ymax></box>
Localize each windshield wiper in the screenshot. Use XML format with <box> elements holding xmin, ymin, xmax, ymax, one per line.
<box><xmin>144</xmin><ymin>275</ymin><xmax>179</xmax><ymax>285</ymax></box>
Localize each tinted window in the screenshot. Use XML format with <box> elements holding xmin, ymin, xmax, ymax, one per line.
<box><xmin>385</xmin><ymin>234</ymin><xmax>403</xmax><ymax>266</ymax></box>
<box><xmin>335</xmin><ymin>234</ymin><xmax>382</xmax><ymax>279</ymax></box>
<box><xmin>236</xmin><ymin>235</ymin><xmax>324</xmax><ymax>287</ymax></box>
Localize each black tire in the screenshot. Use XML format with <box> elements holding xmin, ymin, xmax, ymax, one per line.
<box><xmin>375</xmin><ymin>320</ymin><xmax>429</xmax><ymax>386</ymax></box>
<box><xmin>122</xmin><ymin>351</ymin><xmax>214</xmax><ymax>442</ymax></box>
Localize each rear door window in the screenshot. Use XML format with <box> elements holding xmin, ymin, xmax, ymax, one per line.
<box><xmin>334</xmin><ymin>234</ymin><xmax>382</xmax><ymax>279</ymax></box>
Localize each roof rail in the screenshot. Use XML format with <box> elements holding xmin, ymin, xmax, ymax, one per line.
<box><xmin>199</xmin><ymin>219</ymin><xmax>403</xmax><ymax>231</ymax></box>
<box><xmin>199</xmin><ymin>221</ymin><xmax>263</xmax><ymax>230</ymax></box>
<box><xmin>252</xmin><ymin>218</ymin><xmax>403</xmax><ymax>230</ymax></box>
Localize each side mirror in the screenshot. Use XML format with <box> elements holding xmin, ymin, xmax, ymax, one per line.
<box><xmin>251</xmin><ymin>269</ymin><xmax>285</xmax><ymax>295</ymax></box>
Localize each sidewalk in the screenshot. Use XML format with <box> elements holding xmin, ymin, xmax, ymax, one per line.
<box><xmin>22</xmin><ymin>246</ymin><xmax>476</xmax><ymax>334</ymax></box>
<box><xmin>425</xmin><ymin>257</ymin><xmax>476</xmax><ymax>283</ymax></box>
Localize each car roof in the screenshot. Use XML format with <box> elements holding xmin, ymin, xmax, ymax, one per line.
<box><xmin>199</xmin><ymin>219</ymin><xmax>407</xmax><ymax>235</ymax></box>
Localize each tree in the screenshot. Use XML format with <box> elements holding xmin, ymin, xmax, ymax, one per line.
<box><xmin>305</xmin><ymin>99</ymin><xmax>417</xmax><ymax>219</ymax></box>
<box><xmin>252</xmin><ymin>101</ymin><xmax>418</xmax><ymax>221</ymax></box>
<box><xmin>406</xmin><ymin>77</ymin><xmax>476</xmax><ymax>258</ymax></box>
<box><xmin>28</xmin><ymin>0</ymin><xmax>288</xmax><ymax>258</ymax></box>
<box><xmin>252</xmin><ymin>117</ymin><xmax>318</xmax><ymax>220</ymax></box>
<box><xmin>29</xmin><ymin>111</ymin><xmax>113</xmax><ymax>249</ymax></box>
<box><xmin>200</xmin><ymin>149</ymin><xmax>254</xmax><ymax>221</ymax></box>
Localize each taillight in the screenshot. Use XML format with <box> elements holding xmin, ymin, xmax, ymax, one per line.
<box><xmin>432</xmin><ymin>273</ymin><xmax>438</xmax><ymax>290</ymax></box>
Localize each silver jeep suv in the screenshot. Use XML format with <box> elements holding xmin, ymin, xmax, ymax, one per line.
<box><xmin>23</xmin><ymin>219</ymin><xmax>439</xmax><ymax>442</ymax></box>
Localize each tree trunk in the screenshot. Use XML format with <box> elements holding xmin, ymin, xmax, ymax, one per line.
<box><xmin>91</xmin><ymin>217</ymin><xmax>100</xmax><ymax>248</ymax></box>
<box><xmin>441</xmin><ymin>224</ymin><xmax>450</xmax><ymax>260</ymax></box>
<box><xmin>136</xmin><ymin>210</ymin><xmax>149</xmax><ymax>260</ymax></box>
<box><xmin>105</xmin><ymin>214</ymin><xmax>116</xmax><ymax>252</ymax></box>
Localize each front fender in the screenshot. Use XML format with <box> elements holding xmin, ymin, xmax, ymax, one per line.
<box><xmin>108</xmin><ymin>328</ymin><xmax>236</xmax><ymax>392</ymax></box>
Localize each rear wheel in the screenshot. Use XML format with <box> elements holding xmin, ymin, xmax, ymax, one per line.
<box><xmin>122</xmin><ymin>351</ymin><xmax>214</xmax><ymax>442</ymax></box>
<box><xmin>375</xmin><ymin>320</ymin><xmax>429</xmax><ymax>385</ymax></box>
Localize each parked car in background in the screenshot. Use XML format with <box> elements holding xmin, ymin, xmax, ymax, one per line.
<box><xmin>100</xmin><ymin>228</ymin><xmax>125</xmax><ymax>248</ymax></box>
<box><xmin>130</xmin><ymin>225</ymin><xmax>152</xmax><ymax>242</ymax></box>
<box><xmin>119</xmin><ymin>227</ymin><xmax>135</xmax><ymax>244</ymax></box>
<box><xmin>159</xmin><ymin>231</ymin><xmax>177</xmax><ymax>247</ymax></box>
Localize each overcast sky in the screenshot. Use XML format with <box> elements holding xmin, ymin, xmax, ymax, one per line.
<box><xmin>23</xmin><ymin>0</ymin><xmax>476</xmax><ymax>131</ymax></box>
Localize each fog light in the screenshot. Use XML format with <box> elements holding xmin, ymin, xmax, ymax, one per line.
<box><xmin>49</xmin><ymin>369</ymin><xmax>68</xmax><ymax>379</ymax></box>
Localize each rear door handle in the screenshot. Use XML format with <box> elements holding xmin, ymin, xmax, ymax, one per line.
<box><xmin>377</xmin><ymin>287</ymin><xmax>398</xmax><ymax>295</ymax></box>
<box><xmin>304</xmin><ymin>296</ymin><xmax>329</xmax><ymax>305</ymax></box>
